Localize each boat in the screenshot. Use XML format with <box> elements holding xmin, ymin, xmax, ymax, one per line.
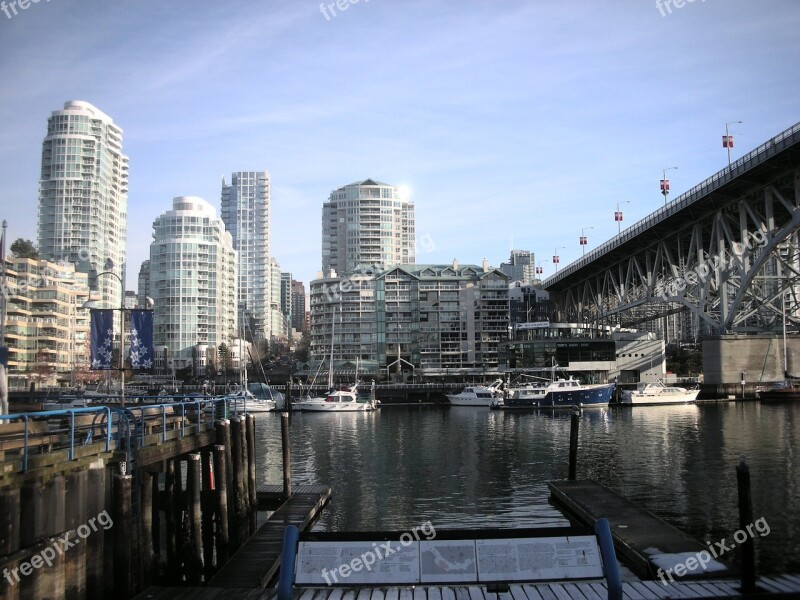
<box><xmin>758</xmin><ymin>294</ymin><xmax>800</xmax><ymax>401</ymax></box>
<box><xmin>42</xmin><ymin>394</ymin><xmax>93</xmax><ymax>411</ymax></box>
<box><xmin>539</xmin><ymin>377</ymin><xmax>615</xmax><ymax>407</ymax></box>
<box><xmin>446</xmin><ymin>379</ymin><xmax>503</xmax><ymax>407</ymax></box>
<box><xmin>294</xmin><ymin>380</ymin><xmax>377</xmax><ymax>412</ymax></box>
<box><xmin>293</xmin><ymin>309</ymin><xmax>377</xmax><ymax>412</ymax></box>
<box><xmin>225</xmin><ymin>385</ymin><xmax>276</xmax><ymax>413</ymax></box>
<box><xmin>620</xmin><ymin>380</ymin><xmax>700</xmax><ymax>405</ymax></box>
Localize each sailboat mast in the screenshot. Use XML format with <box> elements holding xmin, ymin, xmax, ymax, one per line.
<box><xmin>328</xmin><ymin>305</ymin><xmax>335</xmax><ymax>389</ymax></box>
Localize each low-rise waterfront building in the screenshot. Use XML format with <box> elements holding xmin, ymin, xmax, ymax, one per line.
<box><xmin>2</xmin><ymin>256</ymin><xmax>92</xmax><ymax>389</ymax></box>
<box><xmin>309</xmin><ymin>261</ymin><xmax>510</xmax><ymax>379</ymax></box>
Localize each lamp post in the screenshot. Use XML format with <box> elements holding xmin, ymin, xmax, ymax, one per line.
<box><xmin>553</xmin><ymin>246</ymin><xmax>565</xmax><ymax>273</ymax></box>
<box><xmin>88</xmin><ymin>261</ymin><xmax>125</xmax><ymax>406</ymax></box>
<box><xmin>535</xmin><ymin>261</ymin><xmax>545</xmax><ymax>280</ymax></box>
<box><xmin>724</xmin><ymin>120</ymin><xmax>743</xmax><ymax>168</ymax></box>
<box><xmin>615</xmin><ymin>200</ymin><xmax>630</xmax><ymax>235</ymax></box>
<box><xmin>660</xmin><ymin>167</ymin><xmax>678</xmax><ymax>206</ymax></box>
<box><xmin>580</xmin><ymin>226</ymin><xmax>594</xmax><ymax>256</ymax></box>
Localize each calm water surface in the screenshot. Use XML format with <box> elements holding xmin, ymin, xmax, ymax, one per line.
<box><xmin>252</xmin><ymin>402</ymin><xmax>799</xmax><ymax>574</ymax></box>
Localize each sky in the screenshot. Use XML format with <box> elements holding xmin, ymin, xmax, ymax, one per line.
<box><xmin>0</xmin><ymin>0</ymin><xmax>798</xmax><ymax>290</ymax></box>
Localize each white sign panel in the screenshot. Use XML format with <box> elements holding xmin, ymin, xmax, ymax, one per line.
<box><xmin>295</xmin><ymin>541</ymin><xmax>420</xmax><ymax>585</ymax></box>
<box><xmin>419</xmin><ymin>540</ymin><xmax>478</xmax><ymax>583</ymax></box>
<box><xmin>476</xmin><ymin>536</ymin><xmax>603</xmax><ymax>582</ymax></box>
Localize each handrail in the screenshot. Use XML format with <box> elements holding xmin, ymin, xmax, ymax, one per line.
<box><xmin>0</xmin><ymin>398</ymin><xmax>233</xmax><ymax>473</ymax></box>
<box><xmin>595</xmin><ymin>518</ymin><xmax>622</xmax><ymax>600</ymax></box>
<box><xmin>0</xmin><ymin>406</ymin><xmax>113</xmax><ymax>472</ymax></box>
<box><xmin>278</xmin><ymin>525</ymin><xmax>300</xmax><ymax>600</ymax></box>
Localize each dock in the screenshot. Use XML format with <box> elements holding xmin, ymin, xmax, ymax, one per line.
<box><xmin>549</xmin><ymin>480</ymin><xmax>733</xmax><ymax>580</ymax></box>
<box><xmin>209</xmin><ymin>485</ymin><xmax>332</xmax><ymax>589</ymax></box>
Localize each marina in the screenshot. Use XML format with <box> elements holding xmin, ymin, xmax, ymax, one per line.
<box><xmin>0</xmin><ymin>397</ymin><xmax>797</xmax><ymax>598</ymax></box>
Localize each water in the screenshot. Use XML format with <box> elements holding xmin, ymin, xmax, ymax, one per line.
<box><xmin>253</xmin><ymin>402</ymin><xmax>800</xmax><ymax>574</ymax></box>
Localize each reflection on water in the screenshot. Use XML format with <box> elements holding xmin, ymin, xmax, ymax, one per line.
<box><xmin>253</xmin><ymin>402</ymin><xmax>799</xmax><ymax>574</ymax></box>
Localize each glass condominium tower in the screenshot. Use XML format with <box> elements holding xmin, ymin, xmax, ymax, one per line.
<box><xmin>37</xmin><ymin>100</ymin><xmax>129</xmax><ymax>308</ymax></box>
<box><xmin>322</xmin><ymin>179</ymin><xmax>415</xmax><ymax>275</ymax></box>
<box><xmin>221</xmin><ymin>171</ymin><xmax>271</xmax><ymax>340</ymax></box>
<box><xmin>150</xmin><ymin>196</ymin><xmax>238</xmax><ymax>372</ymax></box>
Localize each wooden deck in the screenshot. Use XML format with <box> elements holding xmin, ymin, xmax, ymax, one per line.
<box><xmin>207</xmin><ymin>486</ymin><xmax>332</xmax><ymax>589</ymax></box>
<box><xmin>549</xmin><ymin>480</ymin><xmax>733</xmax><ymax>580</ymax></box>
<box><xmin>134</xmin><ymin>573</ymin><xmax>800</xmax><ymax>599</ymax></box>
<box><xmin>257</xmin><ymin>484</ymin><xmax>332</xmax><ymax>510</ymax></box>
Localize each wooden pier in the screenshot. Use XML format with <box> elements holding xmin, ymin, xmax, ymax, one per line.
<box><xmin>0</xmin><ymin>400</ymin><xmax>319</xmax><ymax>599</ymax></box>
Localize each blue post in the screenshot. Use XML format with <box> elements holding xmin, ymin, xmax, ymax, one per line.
<box><xmin>278</xmin><ymin>525</ymin><xmax>300</xmax><ymax>600</ymax></box>
<box><xmin>595</xmin><ymin>518</ymin><xmax>622</xmax><ymax>600</ymax></box>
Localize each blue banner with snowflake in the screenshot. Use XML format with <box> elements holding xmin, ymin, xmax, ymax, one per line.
<box><xmin>128</xmin><ymin>310</ymin><xmax>154</xmax><ymax>370</ymax></box>
<box><xmin>90</xmin><ymin>309</ymin><xmax>115</xmax><ymax>370</ymax></box>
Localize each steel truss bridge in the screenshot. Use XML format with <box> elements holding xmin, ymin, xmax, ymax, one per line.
<box><xmin>544</xmin><ymin>121</ymin><xmax>800</xmax><ymax>338</ymax></box>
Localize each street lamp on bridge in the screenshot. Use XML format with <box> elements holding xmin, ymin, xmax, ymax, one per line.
<box><xmin>580</xmin><ymin>226</ymin><xmax>594</xmax><ymax>256</ymax></box>
<box><xmin>660</xmin><ymin>166</ymin><xmax>678</xmax><ymax>206</ymax></box>
<box><xmin>614</xmin><ymin>200</ymin><xmax>630</xmax><ymax>235</ymax></box>
<box><xmin>724</xmin><ymin>120</ymin><xmax>743</xmax><ymax>168</ymax></box>
<box><xmin>553</xmin><ymin>246</ymin><xmax>565</xmax><ymax>273</ymax></box>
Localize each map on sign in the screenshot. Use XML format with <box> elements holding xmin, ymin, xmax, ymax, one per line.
<box><xmin>476</xmin><ymin>536</ymin><xmax>604</xmax><ymax>581</ymax></box>
<box><xmin>419</xmin><ymin>540</ymin><xmax>478</xmax><ymax>583</ymax></box>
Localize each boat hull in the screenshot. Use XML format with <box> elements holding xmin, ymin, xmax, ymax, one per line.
<box><xmin>542</xmin><ymin>383</ymin><xmax>615</xmax><ymax>407</ymax></box>
<box><xmin>620</xmin><ymin>390</ymin><xmax>699</xmax><ymax>405</ymax></box>
<box><xmin>295</xmin><ymin>401</ymin><xmax>375</xmax><ymax>412</ymax></box>
<box><xmin>445</xmin><ymin>395</ymin><xmax>496</xmax><ymax>407</ymax></box>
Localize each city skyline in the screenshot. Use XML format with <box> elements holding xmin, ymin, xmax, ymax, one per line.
<box><xmin>1</xmin><ymin>2</ymin><xmax>799</xmax><ymax>290</ymax></box>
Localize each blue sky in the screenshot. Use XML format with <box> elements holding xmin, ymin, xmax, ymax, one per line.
<box><xmin>1</xmin><ymin>0</ymin><xmax>798</xmax><ymax>290</ymax></box>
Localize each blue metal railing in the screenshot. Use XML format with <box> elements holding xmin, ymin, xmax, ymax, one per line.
<box><xmin>595</xmin><ymin>518</ymin><xmax>622</xmax><ymax>600</ymax></box>
<box><xmin>0</xmin><ymin>397</ymin><xmax>240</xmax><ymax>473</ymax></box>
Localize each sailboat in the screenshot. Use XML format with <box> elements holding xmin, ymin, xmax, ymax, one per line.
<box><xmin>758</xmin><ymin>293</ymin><xmax>800</xmax><ymax>402</ymax></box>
<box><xmin>294</xmin><ymin>307</ymin><xmax>377</xmax><ymax>412</ymax></box>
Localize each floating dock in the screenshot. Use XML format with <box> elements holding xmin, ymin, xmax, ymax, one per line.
<box><xmin>549</xmin><ymin>480</ymin><xmax>733</xmax><ymax>580</ymax></box>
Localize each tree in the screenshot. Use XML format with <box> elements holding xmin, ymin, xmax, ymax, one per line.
<box><xmin>218</xmin><ymin>343</ymin><xmax>232</xmax><ymax>374</ymax></box>
<box><xmin>10</xmin><ymin>238</ymin><xmax>38</xmax><ymax>259</ymax></box>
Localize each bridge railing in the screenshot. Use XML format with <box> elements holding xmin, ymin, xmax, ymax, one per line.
<box><xmin>545</xmin><ymin>120</ymin><xmax>800</xmax><ymax>286</ymax></box>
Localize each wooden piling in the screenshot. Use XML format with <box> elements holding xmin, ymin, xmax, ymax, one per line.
<box><xmin>286</xmin><ymin>379</ymin><xmax>293</xmax><ymax>411</ymax></box>
<box><xmin>281</xmin><ymin>411</ymin><xmax>292</xmax><ymax>498</ymax></box>
<box><xmin>140</xmin><ymin>471</ymin><xmax>154</xmax><ymax>588</ymax></box>
<box><xmin>737</xmin><ymin>456</ymin><xmax>756</xmax><ymax>593</ymax></box>
<box><xmin>40</xmin><ymin>475</ymin><xmax>65</xmax><ymax>599</ymax></box>
<box><xmin>186</xmin><ymin>454</ymin><xmax>203</xmax><ymax>585</ymax></box>
<box><xmin>65</xmin><ymin>469</ymin><xmax>88</xmax><ymax>599</ymax></box>
<box><xmin>86</xmin><ymin>466</ymin><xmax>106</xmax><ymax>600</ymax></box>
<box><xmin>0</xmin><ymin>488</ymin><xmax>21</xmax><ymax>600</ymax></box>
<box><xmin>151</xmin><ymin>471</ymin><xmax>160</xmax><ymax>567</ymax></box>
<box><xmin>113</xmin><ymin>473</ymin><xmax>132</xmax><ymax>599</ymax></box>
<box><xmin>216</xmin><ymin>419</ymin><xmax>234</xmax><ymax>531</ymax></box>
<box><xmin>201</xmin><ymin>449</ymin><xmax>215</xmax><ymax>580</ymax></box>
<box><xmin>230</xmin><ymin>417</ymin><xmax>248</xmax><ymax>550</ymax></box>
<box><xmin>18</xmin><ymin>482</ymin><xmax>43</xmax><ymax>599</ymax></box>
<box><xmin>568</xmin><ymin>409</ymin><xmax>579</xmax><ymax>480</ymax></box>
<box><xmin>164</xmin><ymin>459</ymin><xmax>177</xmax><ymax>580</ymax></box>
<box><xmin>246</xmin><ymin>414</ymin><xmax>257</xmax><ymax>534</ymax></box>
<box><xmin>212</xmin><ymin>444</ymin><xmax>230</xmax><ymax>568</ymax></box>
<box><xmin>173</xmin><ymin>457</ymin><xmax>184</xmax><ymax>583</ymax></box>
